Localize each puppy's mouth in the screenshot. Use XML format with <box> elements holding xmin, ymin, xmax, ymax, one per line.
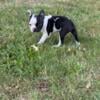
<box><xmin>33</xmin><ymin>28</ymin><xmax>37</xmax><ymax>32</ymax></box>
<box><xmin>32</xmin><ymin>27</ymin><xmax>37</xmax><ymax>32</ymax></box>
<box><xmin>33</xmin><ymin>28</ymin><xmax>36</xmax><ymax>32</ymax></box>
<box><xmin>33</xmin><ymin>28</ymin><xmax>40</xmax><ymax>32</ymax></box>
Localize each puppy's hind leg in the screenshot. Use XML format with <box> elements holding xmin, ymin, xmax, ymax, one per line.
<box><xmin>53</xmin><ymin>35</ymin><xmax>62</xmax><ymax>47</ymax></box>
<box><xmin>71</xmin><ymin>28</ymin><xmax>80</xmax><ymax>47</ymax></box>
<box><xmin>53</xmin><ymin>29</ymin><xmax>66</xmax><ymax>47</ymax></box>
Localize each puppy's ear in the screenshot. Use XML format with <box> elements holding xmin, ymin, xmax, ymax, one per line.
<box><xmin>27</xmin><ymin>10</ymin><xmax>32</xmax><ymax>17</ymax></box>
<box><xmin>39</xmin><ymin>10</ymin><xmax>45</xmax><ymax>16</ymax></box>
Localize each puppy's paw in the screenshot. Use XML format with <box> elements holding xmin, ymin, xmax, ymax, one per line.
<box><xmin>52</xmin><ymin>45</ymin><xmax>61</xmax><ymax>48</ymax></box>
<box><xmin>76</xmin><ymin>41</ymin><xmax>80</xmax><ymax>47</ymax></box>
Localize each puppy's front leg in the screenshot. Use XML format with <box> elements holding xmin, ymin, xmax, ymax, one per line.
<box><xmin>38</xmin><ymin>33</ymin><xmax>48</xmax><ymax>45</ymax></box>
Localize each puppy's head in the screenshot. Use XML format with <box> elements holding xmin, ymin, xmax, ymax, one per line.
<box><xmin>27</xmin><ymin>10</ymin><xmax>45</xmax><ymax>32</ymax></box>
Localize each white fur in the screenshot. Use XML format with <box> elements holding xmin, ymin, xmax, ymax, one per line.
<box><xmin>41</xmin><ymin>15</ymin><xmax>52</xmax><ymax>33</ymax></box>
<box><xmin>29</xmin><ymin>15</ymin><xmax>37</xmax><ymax>32</ymax></box>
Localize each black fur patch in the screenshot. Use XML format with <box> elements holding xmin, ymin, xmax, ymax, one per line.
<box><xmin>47</xmin><ymin>16</ymin><xmax>70</xmax><ymax>34</ymax></box>
<box><xmin>46</xmin><ymin>16</ymin><xmax>79</xmax><ymax>43</ymax></box>
<box><xmin>34</xmin><ymin>15</ymin><xmax>44</xmax><ymax>32</ymax></box>
<box><xmin>47</xmin><ymin>16</ymin><xmax>76</xmax><ymax>33</ymax></box>
<box><xmin>47</xmin><ymin>18</ymin><xmax>54</xmax><ymax>34</ymax></box>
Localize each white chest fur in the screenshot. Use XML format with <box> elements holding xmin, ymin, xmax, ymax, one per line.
<box><xmin>41</xmin><ymin>15</ymin><xmax>52</xmax><ymax>33</ymax></box>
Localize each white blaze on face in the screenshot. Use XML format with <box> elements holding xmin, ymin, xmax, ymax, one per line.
<box><xmin>29</xmin><ymin>15</ymin><xmax>37</xmax><ymax>32</ymax></box>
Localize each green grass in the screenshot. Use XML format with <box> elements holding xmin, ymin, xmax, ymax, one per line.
<box><xmin>0</xmin><ymin>0</ymin><xmax>100</xmax><ymax>100</ymax></box>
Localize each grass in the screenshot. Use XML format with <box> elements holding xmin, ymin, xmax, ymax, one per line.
<box><xmin>0</xmin><ymin>0</ymin><xmax>100</xmax><ymax>99</ymax></box>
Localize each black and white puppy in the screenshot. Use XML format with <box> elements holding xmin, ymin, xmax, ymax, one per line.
<box><xmin>27</xmin><ymin>10</ymin><xmax>80</xmax><ymax>47</ymax></box>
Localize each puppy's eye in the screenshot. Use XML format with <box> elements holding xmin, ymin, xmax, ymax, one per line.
<box><xmin>29</xmin><ymin>24</ymin><xmax>31</xmax><ymax>26</ymax></box>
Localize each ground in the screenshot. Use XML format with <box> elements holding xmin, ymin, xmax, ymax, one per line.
<box><xmin>0</xmin><ymin>0</ymin><xmax>100</xmax><ymax>100</ymax></box>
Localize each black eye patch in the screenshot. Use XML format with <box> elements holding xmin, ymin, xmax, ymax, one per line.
<box><xmin>34</xmin><ymin>15</ymin><xmax>44</xmax><ymax>32</ymax></box>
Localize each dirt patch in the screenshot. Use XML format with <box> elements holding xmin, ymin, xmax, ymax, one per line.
<box><xmin>35</xmin><ymin>79</ymin><xmax>49</xmax><ymax>92</ymax></box>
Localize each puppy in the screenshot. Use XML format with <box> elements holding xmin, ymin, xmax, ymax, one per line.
<box><xmin>27</xmin><ymin>10</ymin><xmax>80</xmax><ymax>47</ymax></box>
